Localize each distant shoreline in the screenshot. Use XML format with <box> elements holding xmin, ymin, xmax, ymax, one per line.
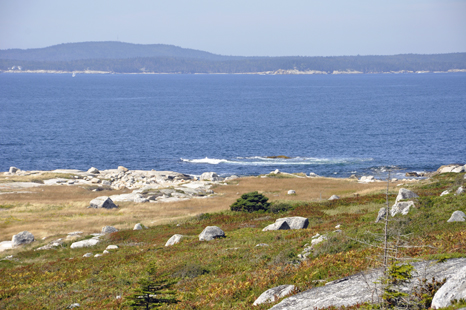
<box><xmin>2</xmin><ymin>69</ymin><xmax>466</xmax><ymax>75</ymax></box>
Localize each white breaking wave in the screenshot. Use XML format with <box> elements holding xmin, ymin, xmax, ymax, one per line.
<box><xmin>181</xmin><ymin>156</ymin><xmax>373</xmax><ymax>166</ymax></box>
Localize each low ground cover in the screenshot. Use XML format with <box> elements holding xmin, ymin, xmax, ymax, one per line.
<box><xmin>0</xmin><ymin>173</ymin><xmax>464</xmax><ymax>309</ymax></box>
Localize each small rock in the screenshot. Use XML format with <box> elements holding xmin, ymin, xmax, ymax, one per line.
<box><xmin>447</xmin><ymin>211</ymin><xmax>466</xmax><ymax>222</ymax></box>
<box><xmin>103</xmin><ymin>250</ymin><xmax>109</xmax><ymax>254</ymax></box>
<box><xmin>12</xmin><ymin>231</ymin><xmax>34</xmax><ymax>246</ymax></box>
<box><xmin>90</xmin><ymin>178</ymin><xmax>100</xmax><ymax>184</ymax></box>
<box><xmin>87</xmin><ymin>167</ymin><xmax>100</xmax><ymax>174</ymax></box>
<box><xmin>199</xmin><ymin>226</ymin><xmax>225</xmax><ymax>241</ymax></box>
<box><xmin>94</xmin><ymin>254</ymin><xmax>102</xmax><ymax>258</ymax></box>
<box><xmin>102</xmin><ymin>226</ymin><xmax>118</xmax><ymax>234</ymax></box>
<box><xmin>456</xmin><ymin>186</ymin><xmax>464</xmax><ymax>196</ymax></box>
<box><xmin>375</xmin><ymin>207</ymin><xmax>387</xmax><ymax>223</ymax></box>
<box><xmin>348</xmin><ymin>174</ymin><xmax>358</xmax><ymax>180</ymax></box>
<box><xmin>68</xmin><ymin>303</ymin><xmax>80</xmax><ymax>308</ymax></box>
<box><xmin>311</xmin><ymin>235</ymin><xmax>327</xmax><ymax>246</ymax></box>
<box><xmin>440</xmin><ymin>190</ymin><xmax>450</xmax><ymax>196</ymax></box>
<box><xmin>101</xmin><ymin>180</ymin><xmax>111</xmax><ymax>186</ymax></box>
<box><xmin>165</xmin><ymin>234</ymin><xmax>183</xmax><ymax>246</ymax></box>
<box><xmin>335</xmin><ymin>224</ymin><xmax>341</xmax><ymax>229</ymax></box>
<box><xmin>118</xmin><ymin>166</ymin><xmax>129</xmax><ymax>172</ymax></box>
<box><xmin>200</xmin><ymin>172</ymin><xmax>220</xmax><ymax>182</ymax></box>
<box><xmin>82</xmin><ymin>253</ymin><xmax>92</xmax><ymax>258</ymax></box>
<box><xmin>71</xmin><ymin>238</ymin><xmax>100</xmax><ymax>249</ymax></box>
<box><xmin>253</xmin><ymin>285</ymin><xmax>296</xmax><ymax>306</ymax></box>
<box><xmin>273</xmin><ymin>169</ymin><xmax>281</xmax><ymax>174</ymax></box>
<box><xmin>256</xmin><ymin>243</ymin><xmax>270</xmax><ymax>247</ymax></box>
<box><xmin>133</xmin><ymin>223</ymin><xmax>144</xmax><ymax>230</ymax></box>
<box><xmin>89</xmin><ymin>196</ymin><xmax>118</xmax><ymax>209</ymax></box>
<box><xmin>287</xmin><ymin>190</ymin><xmax>296</xmax><ymax>195</ymax></box>
<box><xmin>328</xmin><ymin>195</ymin><xmax>340</xmax><ymax>200</ymax></box>
<box><xmin>9</xmin><ymin>167</ymin><xmax>19</xmax><ymax>174</ymax></box>
<box><xmin>106</xmin><ymin>245</ymin><xmax>118</xmax><ymax>250</ymax></box>
<box><xmin>309</xmin><ymin>172</ymin><xmax>318</xmax><ymax>177</ymax></box>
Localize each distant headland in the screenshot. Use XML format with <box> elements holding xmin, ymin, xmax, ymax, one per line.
<box><xmin>1</xmin><ymin>41</ymin><xmax>465</xmax><ymax>75</ymax></box>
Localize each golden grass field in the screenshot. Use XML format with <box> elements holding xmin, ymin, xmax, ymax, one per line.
<box><xmin>0</xmin><ymin>175</ymin><xmax>393</xmax><ymax>241</ymax></box>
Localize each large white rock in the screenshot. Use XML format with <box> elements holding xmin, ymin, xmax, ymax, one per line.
<box><xmin>199</xmin><ymin>226</ymin><xmax>225</xmax><ymax>241</ymax></box>
<box><xmin>200</xmin><ymin>172</ymin><xmax>220</xmax><ymax>182</ymax></box>
<box><xmin>447</xmin><ymin>211</ymin><xmax>466</xmax><ymax>222</ymax></box>
<box><xmin>165</xmin><ymin>234</ymin><xmax>183</xmax><ymax>246</ymax></box>
<box><xmin>390</xmin><ymin>201</ymin><xmax>415</xmax><ymax>217</ymax></box>
<box><xmin>253</xmin><ymin>285</ymin><xmax>296</xmax><ymax>306</ymax></box>
<box><xmin>12</xmin><ymin>231</ymin><xmax>34</xmax><ymax>246</ymax></box>
<box><xmin>432</xmin><ymin>265</ymin><xmax>466</xmax><ymax>308</ymax></box>
<box><xmin>395</xmin><ymin>188</ymin><xmax>419</xmax><ymax>202</ymax></box>
<box><xmin>89</xmin><ymin>196</ymin><xmax>118</xmax><ymax>209</ymax></box>
<box><xmin>70</xmin><ymin>238</ymin><xmax>100</xmax><ymax>249</ymax></box>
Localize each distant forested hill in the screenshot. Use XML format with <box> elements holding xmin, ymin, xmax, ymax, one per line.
<box><xmin>1</xmin><ymin>42</ymin><xmax>465</xmax><ymax>74</ymax></box>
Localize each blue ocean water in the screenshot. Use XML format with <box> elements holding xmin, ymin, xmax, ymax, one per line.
<box><xmin>0</xmin><ymin>73</ymin><xmax>465</xmax><ymax>178</ymax></box>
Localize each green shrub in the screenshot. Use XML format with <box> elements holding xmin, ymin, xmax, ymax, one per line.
<box><xmin>230</xmin><ymin>191</ymin><xmax>270</xmax><ymax>212</ymax></box>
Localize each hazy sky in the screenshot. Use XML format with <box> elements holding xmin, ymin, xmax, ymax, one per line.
<box><xmin>1</xmin><ymin>0</ymin><xmax>465</xmax><ymax>56</ymax></box>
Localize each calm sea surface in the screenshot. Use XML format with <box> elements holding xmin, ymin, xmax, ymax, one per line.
<box><xmin>0</xmin><ymin>73</ymin><xmax>465</xmax><ymax>178</ymax></box>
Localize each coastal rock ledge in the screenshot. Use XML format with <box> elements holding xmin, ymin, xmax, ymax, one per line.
<box><xmin>269</xmin><ymin>258</ymin><xmax>466</xmax><ymax>310</ymax></box>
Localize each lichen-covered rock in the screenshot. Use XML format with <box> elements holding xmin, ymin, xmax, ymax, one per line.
<box><xmin>89</xmin><ymin>196</ymin><xmax>118</xmax><ymax>209</ymax></box>
<box><xmin>199</xmin><ymin>226</ymin><xmax>225</xmax><ymax>241</ymax></box>
<box><xmin>395</xmin><ymin>188</ymin><xmax>419</xmax><ymax>202</ymax></box>
<box><xmin>431</xmin><ymin>265</ymin><xmax>466</xmax><ymax>308</ymax></box>
<box><xmin>390</xmin><ymin>201</ymin><xmax>415</xmax><ymax>217</ymax></box>
<box><xmin>12</xmin><ymin>231</ymin><xmax>34</xmax><ymax>246</ymax></box>
<box><xmin>165</xmin><ymin>234</ymin><xmax>183</xmax><ymax>246</ymax></box>
<box><xmin>102</xmin><ymin>226</ymin><xmax>118</xmax><ymax>234</ymax></box>
<box><xmin>447</xmin><ymin>211</ymin><xmax>466</xmax><ymax>222</ymax></box>
<box><xmin>253</xmin><ymin>285</ymin><xmax>296</xmax><ymax>306</ymax></box>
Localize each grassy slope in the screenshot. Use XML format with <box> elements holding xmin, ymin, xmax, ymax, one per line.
<box><xmin>0</xmin><ymin>173</ymin><xmax>465</xmax><ymax>309</ymax></box>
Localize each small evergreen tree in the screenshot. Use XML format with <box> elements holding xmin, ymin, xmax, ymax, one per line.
<box><xmin>126</xmin><ymin>263</ymin><xmax>177</xmax><ymax>309</ymax></box>
<box><xmin>230</xmin><ymin>191</ymin><xmax>270</xmax><ymax>212</ymax></box>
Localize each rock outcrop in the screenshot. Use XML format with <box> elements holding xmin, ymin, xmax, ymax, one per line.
<box><xmin>199</xmin><ymin>226</ymin><xmax>225</xmax><ymax>241</ymax></box>
<box><xmin>431</xmin><ymin>265</ymin><xmax>466</xmax><ymax>308</ymax></box>
<box><xmin>253</xmin><ymin>285</ymin><xmax>296</xmax><ymax>306</ymax></box>
<box><xmin>12</xmin><ymin>231</ymin><xmax>34</xmax><ymax>246</ymax></box>
<box><xmin>270</xmin><ymin>258</ymin><xmax>466</xmax><ymax>310</ymax></box>
<box><xmin>200</xmin><ymin>172</ymin><xmax>220</xmax><ymax>182</ymax></box>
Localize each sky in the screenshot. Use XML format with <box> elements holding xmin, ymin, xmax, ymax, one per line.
<box><xmin>0</xmin><ymin>0</ymin><xmax>465</xmax><ymax>57</ymax></box>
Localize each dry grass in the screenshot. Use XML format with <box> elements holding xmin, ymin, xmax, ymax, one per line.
<box><xmin>0</xmin><ymin>177</ymin><xmax>391</xmax><ymax>241</ymax></box>
<box><xmin>0</xmin><ymin>172</ymin><xmax>76</xmax><ymax>184</ymax></box>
